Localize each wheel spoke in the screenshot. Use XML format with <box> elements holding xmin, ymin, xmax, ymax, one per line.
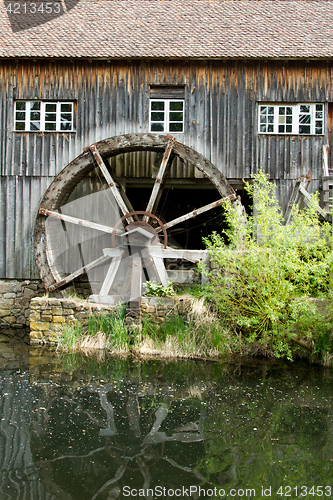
<box><xmin>47</xmin><ymin>253</ymin><xmax>112</xmax><ymax>291</ymax></box>
<box><xmin>89</xmin><ymin>144</ymin><xmax>134</xmax><ymax>223</ymax></box>
<box><xmin>143</xmin><ymin>138</ymin><xmax>174</xmax><ymax>222</ymax></box>
<box><xmin>39</xmin><ymin>207</ymin><xmax>115</xmax><ymax>234</ymax></box>
<box><xmin>156</xmin><ymin>194</ymin><xmax>235</xmax><ymax>233</ymax></box>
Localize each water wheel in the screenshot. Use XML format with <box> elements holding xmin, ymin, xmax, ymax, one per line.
<box><xmin>35</xmin><ymin>133</ymin><xmax>236</xmax><ymax>304</ymax></box>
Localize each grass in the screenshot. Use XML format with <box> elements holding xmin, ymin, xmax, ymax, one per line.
<box><xmin>56</xmin><ymin>296</ymin><xmax>234</xmax><ymax>360</ymax></box>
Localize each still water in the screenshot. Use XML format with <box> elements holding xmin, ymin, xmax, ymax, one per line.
<box><xmin>0</xmin><ymin>342</ymin><xmax>332</xmax><ymax>500</ymax></box>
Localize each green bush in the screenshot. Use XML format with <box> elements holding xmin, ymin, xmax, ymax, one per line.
<box><xmin>203</xmin><ymin>171</ymin><xmax>333</xmax><ymax>360</ymax></box>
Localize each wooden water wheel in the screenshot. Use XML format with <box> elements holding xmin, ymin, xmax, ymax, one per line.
<box><xmin>35</xmin><ymin>133</ymin><xmax>237</xmax><ymax>304</ymax></box>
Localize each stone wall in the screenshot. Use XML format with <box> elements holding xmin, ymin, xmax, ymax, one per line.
<box><xmin>30</xmin><ymin>296</ymin><xmax>187</xmax><ymax>345</ymax></box>
<box><xmin>29</xmin><ymin>297</ymin><xmax>116</xmax><ymax>345</ymax></box>
<box><xmin>0</xmin><ymin>280</ymin><xmax>44</xmax><ymax>341</ymax></box>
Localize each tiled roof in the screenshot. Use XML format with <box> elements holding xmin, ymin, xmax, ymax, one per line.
<box><xmin>1</xmin><ymin>0</ymin><xmax>333</xmax><ymax>59</ymax></box>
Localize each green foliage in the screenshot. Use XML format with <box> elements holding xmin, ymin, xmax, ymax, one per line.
<box><xmin>59</xmin><ymin>322</ymin><xmax>83</xmax><ymax>350</ymax></box>
<box><xmin>143</xmin><ymin>280</ymin><xmax>175</xmax><ymax>297</ymax></box>
<box><xmin>203</xmin><ymin>171</ymin><xmax>333</xmax><ymax>361</ymax></box>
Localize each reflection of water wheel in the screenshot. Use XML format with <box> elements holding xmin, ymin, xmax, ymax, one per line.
<box><xmin>35</xmin><ymin>133</ymin><xmax>237</xmax><ymax>304</ymax></box>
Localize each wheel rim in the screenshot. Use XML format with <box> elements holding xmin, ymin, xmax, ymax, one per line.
<box><xmin>35</xmin><ymin>133</ymin><xmax>237</xmax><ymax>296</ymax></box>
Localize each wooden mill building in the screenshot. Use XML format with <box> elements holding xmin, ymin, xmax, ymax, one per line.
<box><xmin>1</xmin><ymin>0</ymin><xmax>333</xmax><ymax>293</ymax></box>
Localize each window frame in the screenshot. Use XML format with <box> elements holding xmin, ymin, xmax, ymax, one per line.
<box><xmin>258</xmin><ymin>103</ymin><xmax>324</xmax><ymax>136</ymax></box>
<box><xmin>14</xmin><ymin>100</ymin><xmax>74</xmax><ymax>132</ymax></box>
<box><xmin>149</xmin><ymin>98</ymin><xmax>185</xmax><ymax>134</ymax></box>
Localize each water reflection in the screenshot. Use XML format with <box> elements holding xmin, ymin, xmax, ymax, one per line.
<box><xmin>0</xmin><ymin>344</ymin><xmax>333</xmax><ymax>499</ymax></box>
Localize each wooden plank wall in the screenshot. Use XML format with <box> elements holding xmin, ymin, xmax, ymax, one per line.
<box><xmin>0</xmin><ymin>59</ymin><xmax>332</xmax><ymax>278</ymax></box>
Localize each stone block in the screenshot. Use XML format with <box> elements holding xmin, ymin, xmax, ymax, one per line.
<box><xmin>75</xmin><ymin>312</ymin><xmax>88</xmax><ymax>321</ymax></box>
<box><xmin>31</xmin><ymin>297</ymin><xmax>49</xmax><ymax>306</ymax></box>
<box><xmin>15</xmin><ymin>297</ymin><xmax>30</xmax><ymax>309</ymax></box>
<box><xmin>30</xmin><ymin>330</ymin><xmax>43</xmax><ymax>339</ymax></box>
<box><xmin>23</xmin><ymin>288</ymin><xmax>36</xmax><ymax>298</ymax></box>
<box><xmin>51</xmin><ymin>307</ymin><xmax>63</xmax><ymax>316</ymax></box>
<box><xmin>29</xmin><ymin>311</ymin><xmax>41</xmax><ymax>322</ymax></box>
<box><xmin>47</xmin><ymin>298</ymin><xmax>62</xmax><ymax>306</ymax></box>
<box><xmin>3</xmin><ymin>316</ymin><xmax>17</xmax><ymax>324</ymax></box>
<box><xmin>41</xmin><ymin>315</ymin><xmax>53</xmax><ymax>322</ymax></box>
<box><xmin>0</xmin><ymin>299</ymin><xmax>14</xmax><ymax>307</ymax></box>
<box><xmin>52</xmin><ymin>316</ymin><xmax>65</xmax><ymax>323</ymax></box>
<box><xmin>0</xmin><ymin>309</ymin><xmax>11</xmax><ymax>317</ymax></box>
<box><xmin>62</xmin><ymin>309</ymin><xmax>74</xmax><ymax>315</ymax></box>
<box><xmin>26</xmin><ymin>284</ymin><xmax>38</xmax><ymax>291</ymax></box>
<box><xmin>3</xmin><ymin>293</ymin><xmax>16</xmax><ymax>299</ymax></box>
<box><xmin>62</xmin><ymin>301</ymin><xmax>78</xmax><ymax>309</ymax></box>
<box><xmin>40</xmin><ymin>307</ymin><xmax>52</xmax><ymax>313</ymax></box>
<box><xmin>30</xmin><ymin>322</ymin><xmax>50</xmax><ymax>331</ymax></box>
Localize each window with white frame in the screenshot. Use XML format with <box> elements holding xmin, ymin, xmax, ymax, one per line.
<box><xmin>258</xmin><ymin>103</ymin><xmax>324</xmax><ymax>135</ymax></box>
<box><xmin>149</xmin><ymin>99</ymin><xmax>184</xmax><ymax>133</ymax></box>
<box><xmin>14</xmin><ymin>101</ymin><xmax>74</xmax><ymax>132</ymax></box>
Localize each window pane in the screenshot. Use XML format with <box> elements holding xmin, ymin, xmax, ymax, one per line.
<box><xmin>151</xmin><ymin>112</ymin><xmax>164</xmax><ymax>121</ymax></box>
<box><xmin>286</xmin><ymin>125</ymin><xmax>292</xmax><ymax>133</ymax></box>
<box><xmin>267</xmin><ymin>124</ymin><xmax>274</xmax><ymax>132</ymax></box>
<box><xmin>299</xmin><ymin>125</ymin><xmax>311</xmax><ymax>134</ymax></box>
<box><xmin>30</xmin><ymin>122</ymin><xmax>40</xmax><ymax>131</ymax></box>
<box><xmin>16</xmin><ymin>112</ymin><xmax>25</xmax><ymax>120</ymax></box>
<box><xmin>260</xmin><ymin>124</ymin><xmax>267</xmax><ymax>133</ymax></box>
<box><xmin>61</xmin><ymin>122</ymin><xmax>72</xmax><ymax>131</ymax></box>
<box><xmin>300</xmin><ymin>105</ymin><xmax>310</xmax><ymax>113</ymax></box>
<box><xmin>45</xmin><ymin>122</ymin><xmax>56</xmax><ymax>131</ymax></box>
<box><xmin>151</xmin><ymin>123</ymin><xmax>164</xmax><ymax>132</ymax></box>
<box><xmin>169</xmin><ymin>122</ymin><xmax>183</xmax><ymax>132</ymax></box>
<box><xmin>286</xmin><ymin>107</ymin><xmax>293</xmax><ymax>115</ymax></box>
<box><xmin>61</xmin><ymin>113</ymin><xmax>72</xmax><ymax>122</ymax></box>
<box><xmin>45</xmin><ymin>103</ymin><xmax>56</xmax><ymax>112</ymax></box>
<box><xmin>16</xmin><ymin>102</ymin><xmax>26</xmax><ymax>111</ymax></box>
<box><xmin>61</xmin><ymin>103</ymin><xmax>72</xmax><ymax>112</ymax></box>
<box><xmin>316</xmin><ymin>104</ymin><xmax>323</xmax><ymax>111</ymax></box>
<box><xmin>286</xmin><ymin>116</ymin><xmax>292</xmax><ymax>124</ymax></box>
<box><xmin>278</xmin><ymin>125</ymin><xmax>285</xmax><ymax>133</ymax></box>
<box><xmin>316</xmin><ymin>110</ymin><xmax>323</xmax><ymax>119</ymax></box>
<box><xmin>31</xmin><ymin>102</ymin><xmax>41</xmax><ymax>110</ymax></box>
<box><xmin>260</xmin><ymin>115</ymin><xmax>267</xmax><ymax>124</ymax></box>
<box><xmin>268</xmin><ymin>107</ymin><xmax>274</xmax><ymax>114</ymax></box>
<box><xmin>260</xmin><ymin>106</ymin><xmax>267</xmax><ymax>114</ymax></box>
<box><xmin>15</xmin><ymin>122</ymin><xmax>25</xmax><ymax>131</ymax></box>
<box><xmin>170</xmin><ymin>101</ymin><xmax>183</xmax><ymax>111</ymax></box>
<box><xmin>30</xmin><ymin>112</ymin><xmax>40</xmax><ymax>120</ymax></box>
<box><xmin>279</xmin><ymin>107</ymin><xmax>285</xmax><ymax>115</ymax></box>
<box><xmin>151</xmin><ymin>101</ymin><xmax>164</xmax><ymax>111</ymax></box>
<box><xmin>169</xmin><ymin>112</ymin><xmax>183</xmax><ymax>121</ymax></box>
<box><xmin>299</xmin><ymin>114</ymin><xmax>311</xmax><ymax>124</ymax></box>
<box><xmin>268</xmin><ymin>115</ymin><xmax>274</xmax><ymax>124</ymax></box>
<box><xmin>45</xmin><ymin>113</ymin><xmax>56</xmax><ymax>122</ymax></box>
<box><xmin>315</xmin><ymin>121</ymin><xmax>323</xmax><ymax>134</ymax></box>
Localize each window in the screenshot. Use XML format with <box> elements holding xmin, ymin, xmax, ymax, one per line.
<box><xmin>149</xmin><ymin>99</ymin><xmax>184</xmax><ymax>133</ymax></box>
<box><xmin>14</xmin><ymin>101</ymin><xmax>74</xmax><ymax>132</ymax></box>
<box><xmin>258</xmin><ymin>103</ymin><xmax>324</xmax><ymax>135</ymax></box>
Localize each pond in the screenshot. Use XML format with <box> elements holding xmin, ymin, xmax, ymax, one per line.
<box><xmin>0</xmin><ymin>342</ymin><xmax>332</xmax><ymax>499</ymax></box>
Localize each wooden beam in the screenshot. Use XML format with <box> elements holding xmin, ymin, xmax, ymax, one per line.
<box><xmin>99</xmin><ymin>250</ymin><xmax>124</xmax><ymax>297</ymax></box>
<box><xmin>156</xmin><ymin>194</ymin><xmax>235</xmax><ymax>233</ymax></box>
<box><xmin>47</xmin><ymin>253</ymin><xmax>111</xmax><ymax>291</ymax></box>
<box><xmin>89</xmin><ymin>145</ymin><xmax>134</xmax><ymax>223</ymax></box>
<box><xmin>143</xmin><ymin>138</ymin><xmax>174</xmax><ymax>222</ymax></box>
<box><xmin>38</xmin><ymin>207</ymin><xmax>115</xmax><ymax>234</ymax></box>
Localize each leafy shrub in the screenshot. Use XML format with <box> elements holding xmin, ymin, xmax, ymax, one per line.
<box><xmin>203</xmin><ymin>171</ymin><xmax>333</xmax><ymax>360</ymax></box>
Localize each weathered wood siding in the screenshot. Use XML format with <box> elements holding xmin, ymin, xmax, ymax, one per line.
<box><xmin>0</xmin><ymin>59</ymin><xmax>332</xmax><ymax>278</ymax></box>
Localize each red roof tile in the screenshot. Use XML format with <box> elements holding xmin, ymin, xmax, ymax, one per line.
<box><xmin>0</xmin><ymin>0</ymin><xmax>333</xmax><ymax>59</ymax></box>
